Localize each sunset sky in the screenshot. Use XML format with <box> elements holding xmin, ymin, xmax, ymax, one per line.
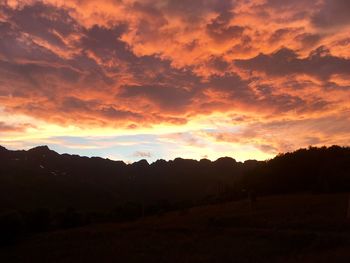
<box><xmin>0</xmin><ymin>0</ymin><xmax>349</xmax><ymax>162</ymax></box>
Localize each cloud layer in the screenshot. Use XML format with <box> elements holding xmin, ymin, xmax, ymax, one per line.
<box><xmin>0</xmin><ymin>0</ymin><xmax>349</xmax><ymax>161</ymax></box>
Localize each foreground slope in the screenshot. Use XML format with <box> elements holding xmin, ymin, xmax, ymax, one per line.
<box><xmin>1</xmin><ymin>193</ymin><xmax>350</xmax><ymax>263</ymax></box>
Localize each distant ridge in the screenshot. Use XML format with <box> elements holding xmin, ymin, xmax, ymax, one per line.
<box><xmin>28</xmin><ymin>145</ymin><xmax>52</xmax><ymax>152</ymax></box>
<box><xmin>0</xmin><ymin>145</ymin><xmax>7</xmax><ymax>152</ymax></box>
<box><xmin>1</xmin><ymin>144</ymin><xmax>257</xmax><ymax>165</ymax></box>
<box><xmin>0</xmin><ymin>145</ymin><xmax>349</xmax><ymax>213</ymax></box>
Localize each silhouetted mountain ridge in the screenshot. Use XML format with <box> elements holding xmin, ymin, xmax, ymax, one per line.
<box><xmin>27</xmin><ymin>145</ymin><xmax>52</xmax><ymax>153</ymax></box>
<box><xmin>0</xmin><ymin>145</ymin><xmax>349</xmax><ymax>213</ymax></box>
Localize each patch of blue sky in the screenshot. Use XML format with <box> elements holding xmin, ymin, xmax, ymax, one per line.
<box><xmin>44</xmin><ymin>134</ymin><xmax>172</xmax><ymax>163</ymax></box>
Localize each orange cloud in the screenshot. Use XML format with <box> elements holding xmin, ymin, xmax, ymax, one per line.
<box><xmin>0</xmin><ymin>0</ymin><xmax>349</xmax><ymax>160</ymax></box>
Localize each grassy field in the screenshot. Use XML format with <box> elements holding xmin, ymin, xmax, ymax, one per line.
<box><xmin>1</xmin><ymin>193</ymin><xmax>350</xmax><ymax>262</ymax></box>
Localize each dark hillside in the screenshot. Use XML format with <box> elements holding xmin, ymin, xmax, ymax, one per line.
<box><xmin>1</xmin><ymin>145</ymin><xmax>350</xmax><ymax>246</ymax></box>
<box><xmin>242</xmin><ymin>146</ymin><xmax>350</xmax><ymax>194</ymax></box>
<box><xmin>0</xmin><ymin>145</ymin><xmax>350</xmax><ymax>213</ymax></box>
<box><xmin>1</xmin><ymin>193</ymin><xmax>350</xmax><ymax>263</ymax></box>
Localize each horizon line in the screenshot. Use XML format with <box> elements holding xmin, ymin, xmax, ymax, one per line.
<box><xmin>2</xmin><ymin>144</ymin><xmax>348</xmax><ymax>165</ymax></box>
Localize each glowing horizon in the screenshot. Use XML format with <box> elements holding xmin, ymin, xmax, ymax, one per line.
<box><xmin>1</xmin><ymin>0</ymin><xmax>349</xmax><ymax>162</ymax></box>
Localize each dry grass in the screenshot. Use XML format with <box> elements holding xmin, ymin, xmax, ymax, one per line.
<box><xmin>1</xmin><ymin>193</ymin><xmax>350</xmax><ymax>263</ymax></box>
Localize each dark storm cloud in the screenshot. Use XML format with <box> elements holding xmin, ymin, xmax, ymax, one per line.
<box><xmin>207</xmin><ymin>73</ymin><xmax>248</xmax><ymax>93</ymax></box>
<box><xmin>235</xmin><ymin>46</ymin><xmax>350</xmax><ymax>80</ymax></box>
<box><xmin>0</xmin><ymin>21</ymin><xmax>61</xmax><ymax>63</ymax></box>
<box><xmin>2</xmin><ymin>2</ymin><xmax>81</xmax><ymax>48</ymax></box>
<box><xmin>206</xmin><ymin>56</ymin><xmax>230</xmax><ymax>71</ymax></box>
<box><xmin>17</xmin><ymin>95</ymin><xmax>143</xmax><ymax>124</ymax></box>
<box><xmin>81</xmin><ymin>24</ymin><xmax>134</xmax><ymax>63</ymax></box>
<box><xmin>118</xmin><ymin>84</ymin><xmax>198</xmax><ymax>111</ymax></box>
<box><xmin>0</xmin><ymin>59</ymin><xmax>82</xmax><ymax>99</ymax></box>
<box><xmin>269</xmin><ymin>28</ymin><xmax>299</xmax><ymax>43</ymax></box>
<box><xmin>132</xmin><ymin>1</ymin><xmax>168</xmax><ymax>32</ymax></box>
<box><xmin>99</xmin><ymin>106</ymin><xmax>143</xmax><ymax>120</ymax></box>
<box><xmin>163</xmin><ymin>0</ymin><xmax>234</xmax><ymax>22</ymax></box>
<box><xmin>60</xmin><ymin>96</ymin><xmax>143</xmax><ymax>120</ymax></box>
<box><xmin>206</xmin><ymin>74</ymin><xmax>311</xmax><ymax>114</ymax></box>
<box><xmin>206</xmin><ymin>12</ymin><xmax>245</xmax><ymax>42</ymax></box>
<box><xmin>61</xmin><ymin>96</ymin><xmax>98</xmax><ymax>112</ymax></box>
<box><xmin>294</xmin><ymin>33</ymin><xmax>322</xmax><ymax>48</ymax></box>
<box><xmin>312</xmin><ymin>0</ymin><xmax>350</xmax><ymax>28</ymax></box>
